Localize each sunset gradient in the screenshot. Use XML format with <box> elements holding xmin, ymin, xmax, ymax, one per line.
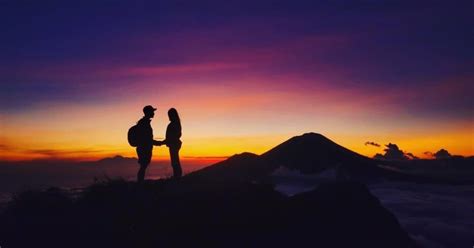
<box><xmin>1</xmin><ymin>1</ymin><xmax>473</xmax><ymax>161</ymax></box>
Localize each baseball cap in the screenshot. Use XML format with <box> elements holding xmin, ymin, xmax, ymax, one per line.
<box><xmin>143</xmin><ymin>105</ymin><xmax>157</xmax><ymax>113</ymax></box>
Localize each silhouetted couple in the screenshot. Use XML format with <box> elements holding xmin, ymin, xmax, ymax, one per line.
<box><xmin>135</xmin><ymin>105</ymin><xmax>182</xmax><ymax>183</ymax></box>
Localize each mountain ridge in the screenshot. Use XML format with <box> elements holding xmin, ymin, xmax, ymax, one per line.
<box><xmin>187</xmin><ymin>132</ymin><xmax>381</xmax><ymax>182</ymax></box>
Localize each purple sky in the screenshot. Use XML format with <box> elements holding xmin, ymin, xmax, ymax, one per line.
<box><xmin>0</xmin><ymin>0</ymin><xmax>472</xmax><ymax>160</ymax></box>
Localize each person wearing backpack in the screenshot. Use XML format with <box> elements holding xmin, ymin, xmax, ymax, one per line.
<box><xmin>129</xmin><ymin>105</ymin><xmax>162</xmax><ymax>183</ymax></box>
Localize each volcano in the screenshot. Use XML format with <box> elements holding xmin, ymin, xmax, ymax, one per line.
<box><xmin>187</xmin><ymin>133</ymin><xmax>384</xmax><ymax>183</ymax></box>
<box><xmin>261</xmin><ymin>133</ymin><xmax>379</xmax><ymax>175</ymax></box>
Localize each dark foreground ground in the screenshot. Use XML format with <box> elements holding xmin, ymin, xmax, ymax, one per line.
<box><xmin>0</xmin><ymin>178</ymin><xmax>419</xmax><ymax>248</ymax></box>
<box><xmin>5</xmin><ymin>133</ymin><xmax>473</xmax><ymax>248</ymax></box>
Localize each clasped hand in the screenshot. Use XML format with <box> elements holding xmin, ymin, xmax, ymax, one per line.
<box><xmin>153</xmin><ymin>140</ymin><xmax>165</xmax><ymax>146</ymax></box>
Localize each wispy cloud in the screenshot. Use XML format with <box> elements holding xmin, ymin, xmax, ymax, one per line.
<box><xmin>365</xmin><ymin>141</ymin><xmax>381</xmax><ymax>147</ymax></box>
<box><xmin>123</xmin><ymin>62</ymin><xmax>245</xmax><ymax>76</ymax></box>
<box><xmin>0</xmin><ymin>143</ymin><xmax>110</xmax><ymax>161</ymax></box>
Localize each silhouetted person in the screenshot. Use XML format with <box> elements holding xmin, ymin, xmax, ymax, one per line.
<box><xmin>163</xmin><ymin>108</ymin><xmax>182</xmax><ymax>178</ymax></box>
<box><xmin>136</xmin><ymin>105</ymin><xmax>161</xmax><ymax>183</ymax></box>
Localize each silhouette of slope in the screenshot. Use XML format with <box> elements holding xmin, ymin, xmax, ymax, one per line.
<box><xmin>286</xmin><ymin>182</ymin><xmax>418</xmax><ymax>247</ymax></box>
<box><xmin>184</xmin><ymin>152</ymin><xmax>270</xmax><ymax>183</ymax></box>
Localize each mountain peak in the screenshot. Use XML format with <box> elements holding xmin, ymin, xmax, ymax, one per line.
<box><xmin>300</xmin><ymin>132</ymin><xmax>326</xmax><ymax>138</ymax></box>
<box><xmin>288</xmin><ymin>132</ymin><xmax>330</xmax><ymax>142</ymax></box>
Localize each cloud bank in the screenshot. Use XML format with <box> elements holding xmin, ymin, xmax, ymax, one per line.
<box><xmin>374</xmin><ymin>143</ymin><xmax>410</xmax><ymax>160</ymax></box>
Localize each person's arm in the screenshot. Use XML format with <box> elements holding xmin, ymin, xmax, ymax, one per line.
<box><xmin>161</xmin><ymin>123</ymin><xmax>172</xmax><ymax>146</ymax></box>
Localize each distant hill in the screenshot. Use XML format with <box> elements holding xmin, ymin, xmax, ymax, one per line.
<box><xmin>95</xmin><ymin>155</ymin><xmax>137</xmax><ymax>166</ymax></box>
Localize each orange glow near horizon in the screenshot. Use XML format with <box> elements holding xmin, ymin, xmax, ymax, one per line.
<box><xmin>1</xmin><ymin>76</ymin><xmax>473</xmax><ymax>162</ymax></box>
<box><xmin>1</xmin><ymin>113</ymin><xmax>473</xmax><ymax>162</ymax></box>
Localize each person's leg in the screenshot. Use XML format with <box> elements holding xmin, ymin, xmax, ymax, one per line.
<box><xmin>169</xmin><ymin>146</ymin><xmax>182</xmax><ymax>178</ymax></box>
<box><xmin>137</xmin><ymin>147</ymin><xmax>152</xmax><ymax>183</ymax></box>
<box><xmin>137</xmin><ymin>164</ymin><xmax>147</xmax><ymax>183</ymax></box>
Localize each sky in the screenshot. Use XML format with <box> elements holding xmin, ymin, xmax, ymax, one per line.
<box><xmin>0</xmin><ymin>0</ymin><xmax>473</xmax><ymax>161</ymax></box>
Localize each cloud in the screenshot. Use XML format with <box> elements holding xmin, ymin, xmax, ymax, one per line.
<box><xmin>373</xmin><ymin>143</ymin><xmax>413</xmax><ymax>160</ymax></box>
<box><xmin>0</xmin><ymin>144</ymin><xmax>11</xmax><ymax>150</ymax></box>
<box><xmin>433</xmin><ymin>149</ymin><xmax>452</xmax><ymax>159</ymax></box>
<box><xmin>364</xmin><ymin>141</ymin><xmax>381</xmax><ymax>147</ymax></box>
<box><xmin>424</xmin><ymin>149</ymin><xmax>456</xmax><ymax>159</ymax></box>
<box><xmin>370</xmin><ymin>182</ymin><xmax>474</xmax><ymax>248</ymax></box>
<box><xmin>0</xmin><ymin>143</ymin><xmax>109</xmax><ymax>161</ymax></box>
<box><xmin>405</xmin><ymin>152</ymin><xmax>419</xmax><ymax>160</ymax></box>
<box><xmin>24</xmin><ymin>149</ymin><xmax>105</xmax><ymax>157</ymax></box>
<box><xmin>123</xmin><ymin>62</ymin><xmax>245</xmax><ymax>77</ymax></box>
<box><xmin>423</xmin><ymin>151</ymin><xmax>434</xmax><ymax>157</ymax></box>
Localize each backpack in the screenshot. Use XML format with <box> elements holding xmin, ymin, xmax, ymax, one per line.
<box><xmin>127</xmin><ymin>124</ymin><xmax>141</xmax><ymax>147</ymax></box>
